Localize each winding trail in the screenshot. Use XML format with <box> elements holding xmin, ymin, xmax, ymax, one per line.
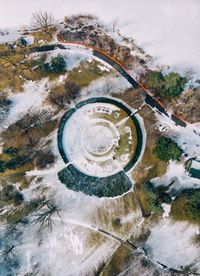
<box><xmin>0</xmin><ymin>41</ymin><xmax>189</xmax><ymax>127</ymax></box>
<box><xmin>56</xmin><ymin>41</ymin><xmax>188</xmax><ymax>127</ymax></box>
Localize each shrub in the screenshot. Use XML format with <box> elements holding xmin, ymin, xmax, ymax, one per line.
<box><xmin>3</xmin><ymin>147</ymin><xmax>18</xmax><ymax>157</ymax></box>
<box><xmin>184</xmin><ymin>190</ymin><xmax>200</xmax><ymax>223</ymax></box>
<box><xmin>50</xmin><ymin>55</ymin><xmax>66</xmax><ymax>73</ymax></box>
<box><xmin>153</xmin><ymin>137</ymin><xmax>183</xmax><ymax>161</ymax></box>
<box><xmin>0</xmin><ymin>97</ymin><xmax>12</xmax><ymax>108</ymax></box>
<box><xmin>0</xmin><ymin>160</ymin><xmax>5</xmax><ymax>172</ymax></box>
<box><xmin>142</xmin><ymin>182</ymin><xmax>172</xmax><ymax>213</ymax></box>
<box><xmin>50</xmin><ymin>81</ymin><xmax>80</xmax><ymax>107</ymax></box>
<box><xmin>35</xmin><ymin>54</ymin><xmax>66</xmax><ymax>74</ymax></box>
<box><xmin>64</xmin><ymin>80</ymin><xmax>80</xmax><ymax>100</ymax></box>
<box><xmin>145</xmin><ymin>71</ymin><xmax>164</xmax><ymax>91</ymax></box>
<box><xmin>6</xmin><ymin>156</ymin><xmax>31</xmax><ymax>170</ymax></box>
<box><xmin>145</xmin><ymin>71</ymin><xmax>187</xmax><ymax>98</ymax></box>
<box><xmin>1</xmin><ymin>184</ymin><xmax>24</xmax><ymax>205</ymax></box>
<box><xmin>161</xmin><ymin>72</ymin><xmax>188</xmax><ymax>98</ymax></box>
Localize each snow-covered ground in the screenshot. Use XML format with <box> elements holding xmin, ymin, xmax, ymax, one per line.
<box><xmin>45</xmin><ymin>46</ymin><xmax>93</xmax><ymax>72</ymax></box>
<box><xmin>61</xmin><ymin>101</ymin><xmax>139</xmax><ymax>177</ymax></box>
<box><xmin>145</xmin><ymin>219</ymin><xmax>200</xmax><ymax>272</ymax></box>
<box><xmin>156</xmin><ymin>112</ymin><xmax>200</xmax><ymax>159</ymax></box>
<box><xmin>81</xmin><ymin>74</ymin><xmax>131</xmax><ymax>97</ymax></box>
<box><xmin>3</xmin><ymin>79</ymin><xmax>50</xmax><ymax>128</ymax></box>
<box><xmin>0</xmin><ymin>0</ymin><xmax>199</xmax><ymax>78</ymax></box>
<box><xmin>0</xmin><ymin>28</ymin><xmax>20</xmax><ymax>44</ymax></box>
<box><xmin>161</xmin><ymin>203</ymin><xmax>171</xmax><ymax>218</ymax></box>
<box><xmin>29</xmin><ymin>46</ymin><xmax>93</xmax><ymax>72</ymax></box>
<box><xmin>0</xmin><ymin>11</ymin><xmax>200</xmax><ymax>273</ymax></box>
<box><xmin>20</xmin><ymin>138</ymin><xmax>142</xmax><ymax>275</ymax></box>
<box><xmin>152</xmin><ymin>160</ymin><xmax>200</xmax><ymax>192</ymax></box>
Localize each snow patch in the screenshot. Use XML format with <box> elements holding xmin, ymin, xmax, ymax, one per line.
<box><xmin>0</xmin><ymin>1</ymin><xmax>199</xmax><ymax>78</ymax></box>
<box><xmin>152</xmin><ymin>161</ymin><xmax>200</xmax><ymax>192</ymax></box>
<box><xmin>146</xmin><ymin>219</ymin><xmax>200</xmax><ymax>272</ymax></box>
<box><xmin>0</xmin><ymin>28</ymin><xmax>20</xmax><ymax>44</ymax></box>
<box><xmin>4</xmin><ymin>79</ymin><xmax>49</xmax><ymax>127</ymax></box>
<box><xmin>81</xmin><ymin>74</ymin><xmax>131</xmax><ymax>98</ymax></box>
<box><xmin>161</xmin><ymin>203</ymin><xmax>171</xmax><ymax>218</ymax></box>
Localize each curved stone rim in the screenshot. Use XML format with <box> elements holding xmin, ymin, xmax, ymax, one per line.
<box><xmin>57</xmin><ymin>96</ymin><xmax>144</xmax><ymax>177</ymax></box>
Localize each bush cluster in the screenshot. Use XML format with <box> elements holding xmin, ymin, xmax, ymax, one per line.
<box><xmin>146</xmin><ymin>71</ymin><xmax>188</xmax><ymax>98</ymax></box>
<box><xmin>142</xmin><ymin>182</ymin><xmax>172</xmax><ymax>213</ymax></box>
<box><xmin>37</xmin><ymin>54</ymin><xmax>66</xmax><ymax>74</ymax></box>
<box><xmin>153</xmin><ymin>137</ymin><xmax>183</xmax><ymax>161</ymax></box>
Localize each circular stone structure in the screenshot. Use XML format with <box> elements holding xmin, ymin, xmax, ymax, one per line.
<box><xmin>57</xmin><ymin>97</ymin><xmax>144</xmax><ymax>197</ymax></box>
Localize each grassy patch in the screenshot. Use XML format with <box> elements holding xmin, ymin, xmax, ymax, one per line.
<box><xmin>0</xmin><ymin>112</ymin><xmax>58</xmax><ymax>185</ymax></box>
<box><xmin>170</xmin><ymin>189</ymin><xmax>200</xmax><ymax>225</ymax></box>
<box><xmin>113</xmin><ymin>87</ymin><xmax>146</xmax><ymax>110</ymax></box>
<box><xmin>0</xmin><ymin>47</ymin><xmax>66</xmax><ymax>91</ymax></box>
<box><xmin>0</xmin><ymin>49</ymin><xmax>39</xmax><ymax>91</ymax></box>
<box><xmin>135</xmin><ymin>146</ymin><xmax>167</xmax><ymax>214</ymax></box>
<box><xmin>141</xmin><ymin>182</ymin><xmax>171</xmax><ymax>214</ymax></box>
<box><xmin>102</xmin><ymin>244</ymin><xmax>132</xmax><ymax>276</ymax></box>
<box><xmin>47</xmin><ymin>60</ymin><xmax>111</xmax><ymax>108</ymax></box>
<box><xmin>131</xmin><ymin>105</ymin><xmax>167</xmax><ymax>214</ymax></box>
<box><xmin>31</xmin><ymin>28</ymin><xmax>56</xmax><ymax>45</ymax></box>
<box><xmin>2</xmin><ymin>116</ymin><xmax>58</xmax><ymax>149</ymax></box>
<box><xmin>86</xmin><ymin>230</ymin><xmax>107</xmax><ymax>248</ymax></box>
<box><xmin>135</xmin><ymin>146</ymin><xmax>167</xmax><ymax>184</ymax></box>
<box><xmin>67</xmin><ymin>60</ymin><xmax>107</xmax><ymax>87</ymax></box>
<box><xmin>170</xmin><ymin>195</ymin><xmax>188</xmax><ymax>221</ymax></box>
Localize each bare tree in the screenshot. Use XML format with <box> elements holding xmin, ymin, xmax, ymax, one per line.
<box><xmin>104</xmin><ymin>77</ymin><xmax>113</xmax><ymax>94</ymax></box>
<box><xmin>5</xmin><ymin>216</ymin><xmax>28</xmax><ymax>240</ymax></box>
<box><xmin>31</xmin><ymin>11</ymin><xmax>56</xmax><ymax>32</ymax></box>
<box><xmin>1</xmin><ymin>245</ymin><xmax>16</xmax><ymax>262</ymax></box>
<box><xmin>112</xmin><ymin>17</ymin><xmax>119</xmax><ymax>32</ymax></box>
<box><xmin>31</xmin><ymin>200</ymin><xmax>61</xmax><ymax>233</ymax></box>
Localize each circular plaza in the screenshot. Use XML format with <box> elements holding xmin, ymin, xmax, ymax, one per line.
<box><xmin>57</xmin><ymin>97</ymin><xmax>145</xmax><ymax>197</ymax></box>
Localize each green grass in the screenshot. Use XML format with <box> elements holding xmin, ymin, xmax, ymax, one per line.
<box><xmin>67</xmin><ymin>60</ymin><xmax>107</xmax><ymax>87</ymax></box>
<box><xmin>133</xmin><ymin>145</ymin><xmax>167</xmax><ymax>214</ymax></box>
<box><xmin>170</xmin><ymin>189</ymin><xmax>200</xmax><ymax>225</ymax></box>
<box><xmin>170</xmin><ymin>195</ymin><xmax>188</xmax><ymax>221</ymax></box>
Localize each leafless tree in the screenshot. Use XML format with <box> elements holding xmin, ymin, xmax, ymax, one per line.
<box><xmin>1</xmin><ymin>245</ymin><xmax>16</xmax><ymax>261</ymax></box>
<box><xmin>31</xmin><ymin>200</ymin><xmax>61</xmax><ymax>233</ymax></box>
<box><xmin>31</xmin><ymin>11</ymin><xmax>56</xmax><ymax>32</ymax></box>
<box><xmin>112</xmin><ymin>17</ymin><xmax>119</xmax><ymax>32</ymax></box>
<box><xmin>104</xmin><ymin>78</ymin><xmax>113</xmax><ymax>94</ymax></box>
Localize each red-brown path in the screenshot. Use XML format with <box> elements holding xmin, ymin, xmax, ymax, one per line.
<box><xmin>57</xmin><ymin>40</ymin><xmax>187</xmax><ymax>127</ymax></box>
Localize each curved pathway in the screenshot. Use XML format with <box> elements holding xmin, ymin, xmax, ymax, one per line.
<box><xmin>56</xmin><ymin>40</ymin><xmax>187</xmax><ymax>127</ymax></box>
<box><xmin>0</xmin><ymin>41</ymin><xmax>188</xmax><ymax>127</ymax></box>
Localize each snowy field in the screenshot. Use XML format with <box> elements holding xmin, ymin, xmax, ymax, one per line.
<box><xmin>0</xmin><ymin>3</ymin><xmax>200</xmax><ymax>274</ymax></box>
<box><xmin>146</xmin><ymin>219</ymin><xmax>200</xmax><ymax>272</ymax></box>
<box><xmin>0</xmin><ymin>0</ymin><xmax>199</xmax><ymax>78</ymax></box>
